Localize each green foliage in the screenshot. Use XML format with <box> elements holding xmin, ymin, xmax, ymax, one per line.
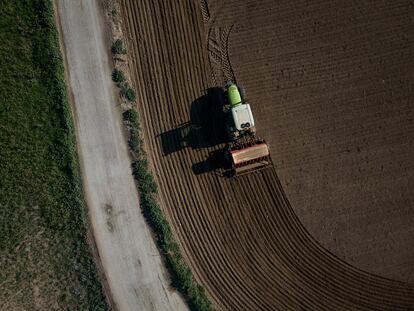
<box><xmin>0</xmin><ymin>0</ymin><xmax>107</xmax><ymax>309</ymax></box>
<box><xmin>124</xmin><ymin>109</ymin><xmax>212</xmax><ymax>310</ymax></box>
<box><xmin>111</xmin><ymin>38</ymin><xmax>126</xmax><ymax>54</ymax></box>
<box><xmin>125</xmin><ymin>87</ymin><xmax>137</xmax><ymax>101</ymax></box>
<box><xmin>189</xmin><ymin>285</ymin><xmax>213</xmax><ymax>311</ymax></box>
<box><xmin>120</xmin><ymin>83</ymin><xmax>137</xmax><ymax>102</ymax></box>
<box><xmin>133</xmin><ymin>163</ymin><xmax>157</xmax><ymax>194</ymax></box>
<box><xmin>112</xmin><ymin>68</ymin><xmax>125</xmax><ymax>83</ymax></box>
<box><xmin>128</xmin><ymin>127</ymin><xmax>141</xmax><ymax>152</ymax></box>
<box><xmin>123</xmin><ymin>108</ymin><xmax>139</xmax><ymax>124</ymax></box>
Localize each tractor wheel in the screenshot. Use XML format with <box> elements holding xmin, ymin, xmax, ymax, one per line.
<box><xmin>223</xmin><ymin>90</ymin><xmax>229</xmax><ymax>106</ymax></box>
<box><xmin>238</xmin><ymin>86</ymin><xmax>246</xmax><ymax>101</ymax></box>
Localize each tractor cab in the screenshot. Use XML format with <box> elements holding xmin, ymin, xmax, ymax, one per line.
<box><xmin>231</xmin><ymin>103</ymin><xmax>255</xmax><ymax>131</ymax></box>
<box><xmin>225</xmin><ymin>81</ymin><xmax>256</xmax><ymax>136</ymax></box>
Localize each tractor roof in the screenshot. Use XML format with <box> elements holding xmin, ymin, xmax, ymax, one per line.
<box><xmin>231</xmin><ymin>104</ymin><xmax>255</xmax><ymax>131</ymax></box>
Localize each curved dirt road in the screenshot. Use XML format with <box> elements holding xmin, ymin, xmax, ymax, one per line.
<box><xmin>120</xmin><ymin>0</ymin><xmax>414</xmax><ymax>310</ymax></box>
<box><xmin>56</xmin><ymin>1</ymin><xmax>187</xmax><ymax>310</ymax></box>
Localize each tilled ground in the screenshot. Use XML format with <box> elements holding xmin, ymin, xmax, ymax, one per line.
<box><xmin>120</xmin><ymin>0</ymin><xmax>414</xmax><ymax>309</ymax></box>
<box><xmin>208</xmin><ymin>0</ymin><xmax>414</xmax><ymax>284</ymax></box>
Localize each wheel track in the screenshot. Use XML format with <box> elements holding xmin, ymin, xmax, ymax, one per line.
<box><xmin>119</xmin><ymin>0</ymin><xmax>414</xmax><ymax>309</ymax></box>
<box><xmin>207</xmin><ymin>25</ymin><xmax>235</xmax><ymax>85</ymax></box>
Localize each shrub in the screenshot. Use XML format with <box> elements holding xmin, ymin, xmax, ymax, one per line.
<box><xmin>120</xmin><ymin>84</ymin><xmax>136</xmax><ymax>102</ymax></box>
<box><xmin>139</xmin><ymin>171</ymin><xmax>157</xmax><ymax>194</ymax></box>
<box><xmin>132</xmin><ymin>158</ymin><xmax>148</xmax><ymax>174</ymax></box>
<box><xmin>111</xmin><ymin>39</ymin><xmax>126</xmax><ymax>54</ymax></box>
<box><xmin>128</xmin><ymin>127</ymin><xmax>141</xmax><ymax>152</ymax></box>
<box><xmin>112</xmin><ymin>68</ymin><xmax>125</xmax><ymax>83</ymax></box>
<box><xmin>120</xmin><ymin>83</ymin><xmax>137</xmax><ymax>102</ymax></box>
<box><xmin>124</xmin><ymin>87</ymin><xmax>136</xmax><ymax>102</ymax></box>
<box><xmin>189</xmin><ymin>285</ymin><xmax>212</xmax><ymax>311</ymax></box>
<box><xmin>123</xmin><ymin>108</ymin><xmax>139</xmax><ymax>125</ymax></box>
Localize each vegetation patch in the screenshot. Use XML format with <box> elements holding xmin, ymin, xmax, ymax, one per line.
<box><xmin>120</xmin><ymin>83</ymin><xmax>136</xmax><ymax>102</ymax></box>
<box><xmin>0</xmin><ymin>0</ymin><xmax>107</xmax><ymax>309</ymax></box>
<box><xmin>111</xmin><ymin>38</ymin><xmax>126</xmax><ymax>55</ymax></box>
<box><xmin>112</xmin><ymin>68</ymin><xmax>125</xmax><ymax>83</ymax></box>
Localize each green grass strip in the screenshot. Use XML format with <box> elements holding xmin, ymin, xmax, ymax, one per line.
<box><xmin>0</xmin><ymin>0</ymin><xmax>108</xmax><ymax>309</ymax></box>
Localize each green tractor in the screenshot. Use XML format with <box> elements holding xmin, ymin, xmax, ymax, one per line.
<box><xmin>223</xmin><ymin>81</ymin><xmax>272</xmax><ymax>175</ymax></box>
<box><xmin>224</xmin><ymin>82</ymin><xmax>255</xmax><ymax>140</ymax></box>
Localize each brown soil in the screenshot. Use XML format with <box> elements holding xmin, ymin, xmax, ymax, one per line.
<box><xmin>119</xmin><ymin>0</ymin><xmax>414</xmax><ymax>309</ymax></box>
<box><xmin>209</xmin><ymin>0</ymin><xmax>414</xmax><ymax>284</ymax></box>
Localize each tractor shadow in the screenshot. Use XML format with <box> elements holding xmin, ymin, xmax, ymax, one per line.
<box><xmin>191</xmin><ymin>146</ymin><xmax>231</xmax><ymax>176</ymax></box>
<box><xmin>158</xmin><ymin>87</ymin><xmax>230</xmax><ymax>175</ymax></box>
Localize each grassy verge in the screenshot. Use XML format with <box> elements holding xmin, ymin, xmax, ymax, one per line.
<box><xmin>122</xmin><ymin>108</ymin><xmax>212</xmax><ymax>311</ymax></box>
<box><xmin>0</xmin><ymin>0</ymin><xmax>107</xmax><ymax>309</ymax></box>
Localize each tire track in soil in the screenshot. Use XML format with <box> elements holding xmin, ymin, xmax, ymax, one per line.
<box><xmin>120</xmin><ymin>0</ymin><xmax>414</xmax><ymax>309</ymax></box>
<box><xmin>207</xmin><ymin>26</ymin><xmax>235</xmax><ymax>85</ymax></box>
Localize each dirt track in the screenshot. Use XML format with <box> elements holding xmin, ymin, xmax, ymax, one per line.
<box><xmin>120</xmin><ymin>0</ymin><xmax>414</xmax><ymax>309</ymax></box>
<box><xmin>56</xmin><ymin>1</ymin><xmax>187</xmax><ymax>310</ymax></box>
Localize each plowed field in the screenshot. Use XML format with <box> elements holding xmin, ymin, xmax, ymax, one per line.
<box><xmin>120</xmin><ymin>0</ymin><xmax>414</xmax><ymax>309</ymax></box>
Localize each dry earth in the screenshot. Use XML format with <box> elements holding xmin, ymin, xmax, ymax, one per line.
<box><xmin>207</xmin><ymin>0</ymin><xmax>414</xmax><ymax>283</ymax></box>
<box><xmin>56</xmin><ymin>1</ymin><xmax>187</xmax><ymax>310</ymax></box>
<box><xmin>119</xmin><ymin>0</ymin><xmax>414</xmax><ymax>310</ymax></box>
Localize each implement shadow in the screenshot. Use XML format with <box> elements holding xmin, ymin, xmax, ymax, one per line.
<box><xmin>158</xmin><ymin>87</ymin><xmax>229</xmax><ymax>175</ymax></box>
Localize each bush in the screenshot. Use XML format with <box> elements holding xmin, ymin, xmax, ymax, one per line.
<box><xmin>124</xmin><ymin>87</ymin><xmax>136</xmax><ymax>102</ymax></box>
<box><xmin>123</xmin><ymin>108</ymin><xmax>139</xmax><ymax>125</ymax></box>
<box><xmin>111</xmin><ymin>39</ymin><xmax>126</xmax><ymax>54</ymax></box>
<box><xmin>132</xmin><ymin>158</ymin><xmax>148</xmax><ymax>174</ymax></box>
<box><xmin>112</xmin><ymin>68</ymin><xmax>125</xmax><ymax>83</ymax></box>
<box><xmin>189</xmin><ymin>285</ymin><xmax>212</xmax><ymax>311</ymax></box>
<box><xmin>120</xmin><ymin>84</ymin><xmax>136</xmax><ymax>102</ymax></box>
<box><xmin>128</xmin><ymin>128</ymin><xmax>141</xmax><ymax>152</ymax></box>
<box><xmin>139</xmin><ymin>172</ymin><xmax>157</xmax><ymax>194</ymax></box>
